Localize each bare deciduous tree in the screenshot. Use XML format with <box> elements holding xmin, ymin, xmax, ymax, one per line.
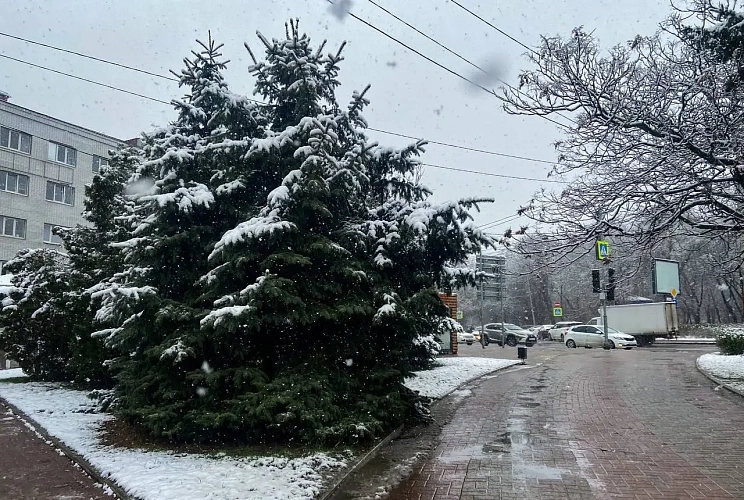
<box><xmin>504</xmin><ymin>1</ymin><xmax>744</xmax><ymax>261</ymax></box>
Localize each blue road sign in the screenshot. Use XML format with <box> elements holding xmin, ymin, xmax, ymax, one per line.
<box><xmin>596</xmin><ymin>240</ymin><xmax>610</xmax><ymax>260</ymax></box>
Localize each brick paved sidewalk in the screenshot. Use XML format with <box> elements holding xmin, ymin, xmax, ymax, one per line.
<box><xmin>0</xmin><ymin>401</ymin><xmax>111</xmax><ymax>499</ymax></box>
<box><xmin>386</xmin><ymin>347</ymin><xmax>744</xmax><ymax>500</ymax></box>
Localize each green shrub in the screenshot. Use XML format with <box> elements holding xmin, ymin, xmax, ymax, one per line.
<box><xmin>716</xmin><ymin>329</ymin><xmax>744</xmax><ymax>355</ymax></box>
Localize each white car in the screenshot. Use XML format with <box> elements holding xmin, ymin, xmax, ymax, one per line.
<box><xmin>564</xmin><ymin>325</ymin><xmax>637</xmax><ymax>349</ymax></box>
<box><xmin>548</xmin><ymin>321</ymin><xmax>582</xmax><ymax>341</ymax></box>
<box><xmin>457</xmin><ymin>330</ymin><xmax>475</xmax><ymax>345</ymax></box>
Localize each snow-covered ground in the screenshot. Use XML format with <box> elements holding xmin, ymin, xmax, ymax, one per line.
<box><xmin>404</xmin><ymin>357</ymin><xmax>519</xmax><ymax>399</ymax></box>
<box><xmin>0</xmin><ymin>356</ymin><xmax>514</xmax><ymax>499</ymax></box>
<box><xmin>0</xmin><ymin>381</ymin><xmax>347</xmax><ymax>500</ymax></box>
<box><xmin>0</xmin><ymin>368</ymin><xmax>25</xmax><ymax>380</ymax></box>
<box><xmin>698</xmin><ymin>353</ymin><xmax>744</xmax><ymax>394</ymax></box>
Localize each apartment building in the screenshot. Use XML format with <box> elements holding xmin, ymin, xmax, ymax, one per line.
<box><xmin>0</xmin><ymin>93</ymin><xmax>124</xmax><ymax>274</ymax></box>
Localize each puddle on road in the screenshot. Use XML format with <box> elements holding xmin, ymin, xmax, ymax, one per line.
<box><xmin>518</xmin><ymin>401</ymin><xmax>541</xmax><ymax>408</ymax></box>
<box><xmin>518</xmin><ymin>463</ymin><xmax>565</xmax><ymax>480</ymax></box>
<box><xmin>437</xmin><ymin>445</ymin><xmax>492</xmax><ymax>463</ymax></box>
<box><xmin>437</xmin><ymin>372</ymin><xmax>569</xmax><ymax>485</ymax></box>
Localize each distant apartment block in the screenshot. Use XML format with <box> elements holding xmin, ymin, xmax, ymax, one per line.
<box><xmin>0</xmin><ymin>93</ymin><xmax>124</xmax><ymax>274</ymax></box>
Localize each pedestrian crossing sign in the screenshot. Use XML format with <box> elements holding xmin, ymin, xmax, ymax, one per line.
<box><xmin>553</xmin><ymin>307</ymin><xmax>563</xmax><ymax>317</ymax></box>
<box><xmin>596</xmin><ymin>240</ymin><xmax>610</xmax><ymax>260</ymax></box>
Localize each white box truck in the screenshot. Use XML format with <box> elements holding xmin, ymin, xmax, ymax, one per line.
<box><xmin>587</xmin><ymin>302</ymin><xmax>678</xmax><ymax>346</ymax></box>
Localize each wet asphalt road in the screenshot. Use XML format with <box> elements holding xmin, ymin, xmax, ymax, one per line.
<box><xmin>371</xmin><ymin>342</ymin><xmax>744</xmax><ymax>499</ymax></box>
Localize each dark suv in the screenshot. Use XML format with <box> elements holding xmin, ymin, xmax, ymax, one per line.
<box><xmin>483</xmin><ymin>323</ymin><xmax>537</xmax><ymax>347</ymax></box>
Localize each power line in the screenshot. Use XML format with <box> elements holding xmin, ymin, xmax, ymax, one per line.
<box><xmin>327</xmin><ymin>0</ymin><xmax>501</xmax><ymax>99</ymax></box>
<box><xmin>366</xmin><ymin>0</ymin><xmax>485</xmax><ymax>74</ymax></box>
<box><xmin>0</xmin><ymin>42</ymin><xmax>559</xmax><ymax>168</ymax></box>
<box><xmin>443</xmin><ymin>1</ymin><xmax>580</xmax><ymax>127</ymax></box>
<box><xmin>0</xmin><ymin>53</ymin><xmax>172</xmax><ymax>105</ymax></box>
<box><xmin>448</xmin><ymin>0</ymin><xmax>537</xmax><ymax>55</ymax></box>
<box><xmin>0</xmin><ymin>30</ymin><xmax>564</xmax><ymax>165</ymax></box>
<box><xmin>421</xmin><ymin>162</ymin><xmax>564</xmax><ymax>183</ymax></box>
<box><xmin>328</xmin><ymin>0</ymin><xmax>572</xmax><ymax>130</ymax></box>
<box><xmin>477</xmin><ymin>214</ymin><xmax>520</xmax><ymax>229</ymax></box>
<box><xmin>364</xmin><ymin>2</ymin><xmax>576</xmax><ymax>130</ymax></box>
<box><xmin>0</xmin><ymin>31</ymin><xmax>179</xmax><ymax>82</ymax></box>
<box><xmin>368</xmin><ymin>127</ymin><xmax>555</xmax><ymax>164</ymax></box>
<box><xmin>0</xmin><ymin>49</ymin><xmax>560</xmax><ymax>179</ymax></box>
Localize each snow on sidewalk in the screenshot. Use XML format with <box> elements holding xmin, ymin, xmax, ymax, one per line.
<box><xmin>405</xmin><ymin>357</ymin><xmax>519</xmax><ymax>399</ymax></box>
<box><xmin>0</xmin><ymin>381</ymin><xmax>346</xmax><ymax>500</ymax></box>
<box><xmin>0</xmin><ymin>356</ymin><xmax>513</xmax><ymax>499</ymax></box>
<box><xmin>698</xmin><ymin>352</ymin><xmax>744</xmax><ymax>394</ymax></box>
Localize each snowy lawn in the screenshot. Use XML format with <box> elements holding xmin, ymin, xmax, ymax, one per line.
<box><xmin>0</xmin><ymin>380</ymin><xmax>347</xmax><ymax>500</ymax></box>
<box><xmin>698</xmin><ymin>353</ymin><xmax>744</xmax><ymax>394</ymax></box>
<box><xmin>0</xmin><ymin>368</ymin><xmax>25</xmax><ymax>380</ymax></box>
<box><xmin>0</xmin><ymin>357</ymin><xmax>512</xmax><ymax>499</ymax></box>
<box><xmin>404</xmin><ymin>357</ymin><xmax>519</xmax><ymax>399</ymax></box>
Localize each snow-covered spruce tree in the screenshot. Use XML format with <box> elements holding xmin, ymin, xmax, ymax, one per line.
<box><xmin>93</xmin><ymin>24</ymin><xmax>491</xmax><ymax>445</ymax></box>
<box><xmin>91</xmin><ymin>36</ymin><xmax>269</xmax><ymax>441</ymax></box>
<box><xmin>57</xmin><ymin>147</ymin><xmax>141</xmax><ymax>387</ymax></box>
<box><xmin>196</xmin><ymin>20</ymin><xmax>493</xmax><ymax>444</ymax></box>
<box><xmin>0</xmin><ymin>249</ymin><xmax>76</xmax><ymax>380</ymax></box>
<box><xmin>0</xmin><ymin>148</ymin><xmax>141</xmax><ymax>386</ymax></box>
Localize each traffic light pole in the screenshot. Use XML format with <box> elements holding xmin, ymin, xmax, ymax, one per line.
<box><xmin>601</xmin><ymin>292</ymin><xmax>610</xmax><ymax>349</ymax></box>
<box><xmin>479</xmin><ymin>274</ymin><xmax>486</xmax><ymax>349</ymax></box>
<box><xmin>500</xmin><ymin>283</ymin><xmax>506</xmax><ymax>348</ymax></box>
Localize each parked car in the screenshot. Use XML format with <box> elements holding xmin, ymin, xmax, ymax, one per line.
<box><xmin>483</xmin><ymin>323</ymin><xmax>537</xmax><ymax>347</ymax></box>
<box><xmin>564</xmin><ymin>325</ymin><xmax>637</xmax><ymax>349</ymax></box>
<box><xmin>457</xmin><ymin>329</ymin><xmax>475</xmax><ymax>345</ymax></box>
<box><xmin>533</xmin><ymin>324</ymin><xmax>553</xmax><ymax>340</ymax></box>
<box><xmin>472</xmin><ymin>330</ymin><xmax>482</xmax><ymax>343</ymax></box>
<box><xmin>548</xmin><ymin>321</ymin><xmax>583</xmax><ymax>341</ymax></box>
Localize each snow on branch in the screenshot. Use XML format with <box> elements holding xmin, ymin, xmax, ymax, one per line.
<box><xmin>139</xmin><ymin>181</ymin><xmax>214</xmax><ymax>213</ymax></box>
<box><xmin>209</xmin><ymin>213</ymin><xmax>294</xmax><ymax>260</ymax></box>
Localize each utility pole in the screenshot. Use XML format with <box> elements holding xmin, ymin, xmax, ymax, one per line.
<box><xmin>497</xmin><ymin>265</ymin><xmax>506</xmax><ymax>347</ymax></box>
<box><xmin>477</xmin><ymin>252</ymin><xmax>486</xmax><ymax>349</ymax></box>
<box><xmin>601</xmin><ymin>291</ymin><xmax>610</xmax><ymax>349</ymax></box>
<box><xmin>526</xmin><ymin>278</ymin><xmax>536</xmax><ymax>326</ymax></box>
<box><xmin>479</xmin><ymin>273</ymin><xmax>485</xmax><ymax>348</ymax></box>
<box><xmin>739</xmin><ymin>265</ymin><xmax>744</xmax><ymax>323</ymax></box>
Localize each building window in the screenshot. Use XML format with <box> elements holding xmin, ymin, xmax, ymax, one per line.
<box><xmin>46</xmin><ymin>181</ymin><xmax>75</xmax><ymax>205</ymax></box>
<box><xmin>0</xmin><ymin>126</ymin><xmax>32</xmax><ymax>154</ymax></box>
<box><xmin>0</xmin><ymin>260</ymin><xmax>7</xmax><ymax>275</ymax></box>
<box><xmin>92</xmin><ymin>155</ymin><xmax>109</xmax><ymax>173</ymax></box>
<box><xmin>43</xmin><ymin>223</ymin><xmax>66</xmax><ymax>245</ymax></box>
<box><xmin>0</xmin><ymin>215</ymin><xmax>26</xmax><ymax>239</ymax></box>
<box><xmin>0</xmin><ymin>170</ymin><xmax>29</xmax><ymax>195</ymax></box>
<box><xmin>47</xmin><ymin>142</ymin><xmax>77</xmax><ymax>167</ymax></box>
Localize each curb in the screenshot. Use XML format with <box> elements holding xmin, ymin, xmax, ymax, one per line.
<box><xmin>317</xmin><ymin>360</ymin><xmax>521</xmax><ymax>500</ymax></box>
<box><xmin>0</xmin><ymin>396</ymin><xmax>134</xmax><ymax>500</ymax></box>
<box><xmin>695</xmin><ymin>359</ymin><xmax>744</xmax><ymax>398</ymax></box>
<box><xmin>317</xmin><ymin>425</ymin><xmax>404</xmax><ymax>500</ymax></box>
<box><xmin>657</xmin><ymin>340</ymin><xmax>716</xmax><ymax>345</ymax></box>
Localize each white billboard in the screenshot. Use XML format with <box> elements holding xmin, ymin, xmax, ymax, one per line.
<box><xmin>653</xmin><ymin>259</ymin><xmax>680</xmax><ymax>295</ymax></box>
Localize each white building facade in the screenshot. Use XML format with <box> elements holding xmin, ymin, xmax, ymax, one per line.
<box><xmin>0</xmin><ymin>97</ymin><xmax>123</xmax><ymax>273</ymax></box>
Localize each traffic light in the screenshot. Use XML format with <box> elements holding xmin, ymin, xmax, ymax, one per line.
<box><xmin>592</xmin><ymin>269</ymin><xmax>601</xmax><ymax>293</ymax></box>
<box><xmin>607</xmin><ymin>268</ymin><xmax>616</xmax><ymax>301</ymax></box>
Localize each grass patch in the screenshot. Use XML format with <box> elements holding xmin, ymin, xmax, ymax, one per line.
<box><xmin>0</xmin><ymin>377</ymin><xmax>30</xmax><ymax>384</ymax></box>
<box><xmin>99</xmin><ymin>418</ymin><xmax>362</xmax><ymax>459</ymax></box>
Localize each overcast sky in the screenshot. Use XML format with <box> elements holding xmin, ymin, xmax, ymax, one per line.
<box><xmin>0</xmin><ymin>0</ymin><xmax>671</xmax><ymax>232</ymax></box>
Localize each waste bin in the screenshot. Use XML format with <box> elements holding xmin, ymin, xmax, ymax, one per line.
<box><xmin>517</xmin><ymin>346</ymin><xmax>527</xmax><ymax>364</ymax></box>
